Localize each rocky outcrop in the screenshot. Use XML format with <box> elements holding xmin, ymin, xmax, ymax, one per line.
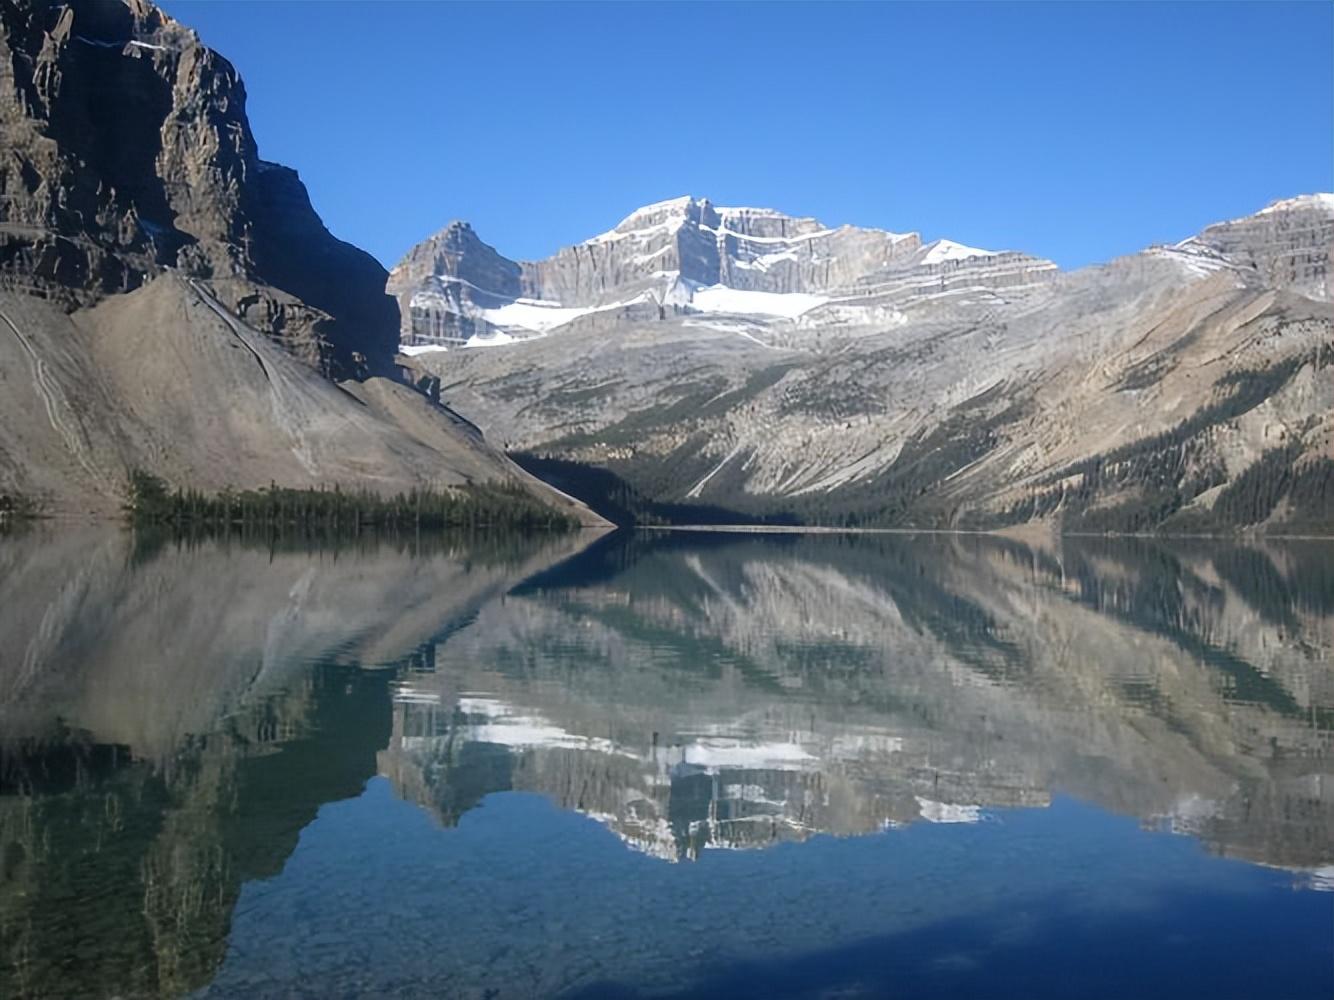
<box><xmin>390</xmin><ymin>221</ymin><xmax>524</xmax><ymax>343</ymax></box>
<box><xmin>0</xmin><ymin>0</ymin><xmax>396</xmax><ymax>377</ymax></box>
<box><xmin>1193</xmin><ymin>194</ymin><xmax>1334</xmax><ymax>301</ymax></box>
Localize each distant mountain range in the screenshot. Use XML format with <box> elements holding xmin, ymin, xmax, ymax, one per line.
<box><xmin>396</xmin><ymin>193</ymin><xmax>1334</xmax><ymax>532</ymax></box>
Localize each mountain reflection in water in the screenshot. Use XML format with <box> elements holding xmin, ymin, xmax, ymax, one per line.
<box><xmin>1</xmin><ymin>527</ymin><xmax>1331</xmax><ymax>999</ymax></box>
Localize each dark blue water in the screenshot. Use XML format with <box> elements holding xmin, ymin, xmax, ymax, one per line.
<box><xmin>1</xmin><ymin>527</ymin><xmax>1331</xmax><ymax>998</ymax></box>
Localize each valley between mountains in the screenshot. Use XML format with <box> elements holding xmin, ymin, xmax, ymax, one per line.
<box><xmin>0</xmin><ymin>0</ymin><xmax>1329</xmax><ymax>535</ymax></box>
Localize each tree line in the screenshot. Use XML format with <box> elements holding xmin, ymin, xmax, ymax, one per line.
<box><xmin>124</xmin><ymin>471</ymin><xmax>577</xmax><ymax>532</ymax></box>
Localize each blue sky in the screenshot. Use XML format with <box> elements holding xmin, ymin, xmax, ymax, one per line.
<box><xmin>163</xmin><ymin>1</ymin><xmax>1333</xmax><ymax>270</ymax></box>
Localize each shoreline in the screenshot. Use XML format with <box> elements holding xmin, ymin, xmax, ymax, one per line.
<box><xmin>636</xmin><ymin>524</ymin><xmax>1334</xmax><ymax>541</ymax></box>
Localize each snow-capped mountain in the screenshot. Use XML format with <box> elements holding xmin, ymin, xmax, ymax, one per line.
<box><xmin>399</xmin><ymin>193</ymin><xmax>1334</xmax><ymax>535</ymax></box>
<box><xmin>389</xmin><ymin>196</ymin><xmax>1058</xmax><ymax>349</ymax></box>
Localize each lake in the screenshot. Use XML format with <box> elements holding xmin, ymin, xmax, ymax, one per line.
<box><xmin>1</xmin><ymin>526</ymin><xmax>1331</xmax><ymax>998</ymax></box>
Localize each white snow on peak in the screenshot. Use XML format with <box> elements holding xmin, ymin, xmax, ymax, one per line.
<box><xmin>919</xmin><ymin>239</ymin><xmax>999</xmax><ymax>266</ymax></box>
<box><xmin>586</xmin><ymin>196</ymin><xmax>697</xmax><ymax>244</ymax></box>
<box><xmin>627</xmin><ymin>195</ymin><xmax>696</xmax><ymax>216</ymax></box>
<box><xmin>717</xmin><ymin>205</ymin><xmax>797</xmax><ymax>220</ymax></box>
<box><xmin>1255</xmin><ymin>193</ymin><xmax>1334</xmax><ymax>215</ymax></box>
<box><xmin>399</xmin><ymin>343</ymin><xmax>450</xmax><ymax>357</ymax></box>
<box><xmin>586</xmin><ymin>216</ymin><xmax>686</xmax><ymax>245</ymax></box>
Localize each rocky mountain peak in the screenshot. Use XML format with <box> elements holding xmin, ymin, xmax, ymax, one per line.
<box><xmin>0</xmin><ymin>0</ymin><xmax>397</xmax><ymax>378</ymax></box>
<box><xmin>390</xmin><ymin>195</ymin><xmax>1057</xmax><ymax>349</ymax></box>
<box><xmin>587</xmin><ymin>196</ymin><xmax>841</xmax><ymax>246</ymax></box>
<box><xmin>1192</xmin><ymin>192</ymin><xmax>1334</xmax><ymax>300</ymax></box>
<box><xmin>593</xmin><ymin>195</ymin><xmax>716</xmax><ymax>240</ymax></box>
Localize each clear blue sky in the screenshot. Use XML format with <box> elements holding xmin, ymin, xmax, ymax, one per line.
<box><xmin>162</xmin><ymin>1</ymin><xmax>1333</xmax><ymax>270</ymax></box>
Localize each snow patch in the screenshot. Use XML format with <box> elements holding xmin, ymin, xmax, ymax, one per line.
<box><xmin>73</xmin><ymin>35</ymin><xmax>168</xmax><ymax>51</ymax></box>
<box><xmin>479</xmin><ymin>298</ymin><xmax>597</xmax><ymax>332</ymax></box>
<box><xmin>1148</xmin><ymin>242</ymin><xmax>1240</xmax><ymax>279</ymax></box>
<box><xmin>686</xmin><ymin>443</ymin><xmax>745</xmax><ymax>498</ymax></box>
<box><xmin>920</xmin><ymin>239</ymin><xmax>999</xmax><ymax>266</ymax></box>
<box><xmin>463</xmin><ymin>330</ymin><xmax>521</xmax><ymax>348</ymax></box>
<box><xmin>705</xmin><ymin>223</ymin><xmax>836</xmax><ymax>245</ymax></box>
<box><xmin>586</xmin><ymin>217</ymin><xmax>685</xmax><ymax>245</ymax></box>
<box><xmin>399</xmin><ymin>344</ymin><xmax>450</xmax><ymax>356</ymax></box>
<box><xmin>690</xmin><ymin>285</ymin><xmax>827</xmax><ymax>318</ymax></box>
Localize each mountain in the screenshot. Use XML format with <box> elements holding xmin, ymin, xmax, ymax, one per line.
<box><xmin>0</xmin><ymin>0</ymin><xmax>398</xmax><ymax>377</ymax></box>
<box><xmin>0</xmin><ymin>0</ymin><xmax>600</xmax><ymax>522</ymax></box>
<box><xmin>388</xmin><ymin>195</ymin><xmax>1058</xmax><ymax>349</ymax></box>
<box><xmin>396</xmin><ymin>194</ymin><xmax>1334</xmax><ymax>533</ymax></box>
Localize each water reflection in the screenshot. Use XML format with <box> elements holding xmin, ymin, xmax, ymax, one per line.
<box><xmin>0</xmin><ymin>527</ymin><xmax>1331</xmax><ymax>997</ymax></box>
<box><xmin>381</xmin><ymin>532</ymin><xmax>1334</xmax><ymax>869</ymax></box>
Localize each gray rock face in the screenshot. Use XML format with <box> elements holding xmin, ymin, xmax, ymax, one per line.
<box><xmin>1192</xmin><ymin>194</ymin><xmax>1334</xmax><ymax>300</ymax></box>
<box><xmin>0</xmin><ymin>0</ymin><xmax>603</xmax><ymax>520</ymax></box>
<box><xmin>388</xmin><ymin>195</ymin><xmax>1058</xmax><ymax>348</ymax></box>
<box><xmin>406</xmin><ymin>194</ymin><xmax>1334</xmax><ymax>533</ymax></box>
<box><xmin>0</xmin><ymin>0</ymin><xmax>397</xmax><ymax>378</ymax></box>
<box><xmin>391</xmin><ymin>221</ymin><xmax>524</xmax><ymax>343</ymax></box>
<box><xmin>0</xmin><ymin>274</ymin><xmax>606</xmax><ymax>521</ymax></box>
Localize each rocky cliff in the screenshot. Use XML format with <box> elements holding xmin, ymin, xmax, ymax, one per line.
<box><xmin>0</xmin><ymin>0</ymin><xmax>396</xmax><ymax>378</ymax></box>
<box><xmin>401</xmin><ymin>195</ymin><xmax>1334</xmax><ymax>533</ymax></box>
<box><xmin>0</xmin><ymin>0</ymin><xmax>601</xmax><ymax>520</ymax></box>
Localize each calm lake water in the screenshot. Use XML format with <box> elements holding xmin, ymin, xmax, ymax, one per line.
<box><xmin>1</xmin><ymin>527</ymin><xmax>1332</xmax><ymax>999</ymax></box>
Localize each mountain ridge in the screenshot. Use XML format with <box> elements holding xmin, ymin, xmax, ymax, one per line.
<box><xmin>399</xmin><ymin>192</ymin><xmax>1334</xmax><ymax>533</ymax></box>
<box><xmin>389</xmin><ymin>193</ymin><xmax>1061</xmax><ymax>349</ymax></box>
